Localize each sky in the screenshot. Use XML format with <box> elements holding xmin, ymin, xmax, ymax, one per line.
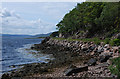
<box><xmin>0</xmin><ymin>2</ymin><xmax>82</xmax><ymax>35</ymax></box>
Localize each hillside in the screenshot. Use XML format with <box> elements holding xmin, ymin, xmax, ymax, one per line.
<box><xmin>56</xmin><ymin>2</ymin><xmax>120</xmax><ymax>38</ymax></box>
<box><xmin>32</xmin><ymin>32</ymin><xmax>52</xmax><ymax>37</ymax></box>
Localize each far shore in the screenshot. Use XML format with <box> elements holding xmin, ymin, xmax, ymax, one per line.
<box><xmin>25</xmin><ymin>37</ymin><xmax>46</xmax><ymax>39</ymax></box>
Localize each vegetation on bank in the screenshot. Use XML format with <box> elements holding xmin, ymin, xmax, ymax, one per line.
<box><xmin>109</xmin><ymin>57</ymin><xmax>120</xmax><ymax>77</ymax></box>
<box><xmin>56</xmin><ymin>2</ymin><xmax>120</xmax><ymax>38</ymax></box>
<box><xmin>52</xmin><ymin>37</ymin><xmax>120</xmax><ymax>46</ymax></box>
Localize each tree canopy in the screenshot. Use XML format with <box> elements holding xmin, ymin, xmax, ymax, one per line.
<box><xmin>56</xmin><ymin>2</ymin><xmax>120</xmax><ymax>38</ymax></box>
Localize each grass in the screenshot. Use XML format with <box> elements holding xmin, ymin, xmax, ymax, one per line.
<box><xmin>109</xmin><ymin>57</ymin><xmax>120</xmax><ymax>78</ymax></box>
<box><xmin>52</xmin><ymin>37</ymin><xmax>103</xmax><ymax>45</ymax></box>
<box><xmin>52</xmin><ymin>37</ymin><xmax>120</xmax><ymax>46</ymax></box>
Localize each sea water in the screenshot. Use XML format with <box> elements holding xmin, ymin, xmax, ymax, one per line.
<box><xmin>0</xmin><ymin>36</ymin><xmax>52</xmax><ymax>74</ymax></box>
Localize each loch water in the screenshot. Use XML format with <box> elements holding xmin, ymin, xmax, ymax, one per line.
<box><xmin>0</xmin><ymin>36</ymin><xmax>51</xmax><ymax>74</ymax></box>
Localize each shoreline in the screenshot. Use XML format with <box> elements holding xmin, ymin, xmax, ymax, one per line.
<box><xmin>2</xmin><ymin>37</ymin><xmax>120</xmax><ymax>78</ymax></box>
<box><xmin>1</xmin><ymin>41</ymin><xmax>52</xmax><ymax>75</ymax></box>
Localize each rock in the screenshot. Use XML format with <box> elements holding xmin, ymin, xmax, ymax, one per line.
<box><xmin>41</xmin><ymin>37</ymin><xmax>50</xmax><ymax>44</ymax></box>
<box><xmin>107</xmin><ymin>59</ymin><xmax>112</xmax><ymax>65</ymax></box>
<box><xmin>87</xmin><ymin>58</ymin><xmax>96</xmax><ymax>66</ymax></box>
<box><xmin>1</xmin><ymin>74</ymin><xmax>11</xmax><ymax>79</ymax></box>
<box><xmin>114</xmin><ymin>33</ymin><xmax>120</xmax><ymax>39</ymax></box>
<box><xmin>89</xmin><ymin>46</ymin><xmax>95</xmax><ymax>51</ymax></box>
<box><xmin>104</xmin><ymin>44</ymin><xmax>110</xmax><ymax>48</ymax></box>
<box><xmin>97</xmin><ymin>46</ymin><xmax>104</xmax><ymax>53</ymax></box>
<box><xmin>90</xmin><ymin>52</ymin><xmax>95</xmax><ymax>55</ymax></box>
<box><xmin>64</xmin><ymin>66</ymin><xmax>88</xmax><ymax>76</ymax></box>
<box><xmin>9</xmin><ymin>65</ymin><xmax>15</xmax><ymax>68</ymax></box>
<box><xmin>81</xmin><ymin>45</ymin><xmax>88</xmax><ymax>51</ymax></box>
<box><xmin>99</xmin><ymin>55</ymin><xmax>111</xmax><ymax>63</ymax></box>
<box><xmin>68</xmin><ymin>65</ymin><xmax>77</xmax><ymax>69</ymax></box>
<box><xmin>67</xmin><ymin>43</ymin><xmax>70</xmax><ymax>47</ymax></box>
<box><xmin>97</xmin><ymin>49</ymin><xmax>102</xmax><ymax>53</ymax></box>
<box><xmin>100</xmin><ymin>42</ymin><xmax>104</xmax><ymax>46</ymax></box>
<box><xmin>86</xmin><ymin>49</ymin><xmax>91</xmax><ymax>53</ymax></box>
<box><xmin>109</xmin><ymin>52</ymin><xmax>113</xmax><ymax>56</ymax></box>
<box><xmin>111</xmin><ymin>74</ymin><xmax>117</xmax><ymax>78</ymax></box>
<box><xmin>112</xmin><ymin>46</ymin><xmax>119</xmax><ymax>51</ymax></box>
<box><xmin>97</xmin><ymin>62</ymin><xmax>109</xmax><ymax>67</ymax></box>
<box><xmin>31</xmin><ymin>47</ymin><xmax>34</xmax><ymax>49</ymax></box>
<box><xmin>93</xmin><ymin>48</ymin><xmax>98</xmax><ymax>53</ymax></box>
<box><xmin>101</xmin><ymin>52</ymin><xmax>113</xmax><ymax>56</ymax></box>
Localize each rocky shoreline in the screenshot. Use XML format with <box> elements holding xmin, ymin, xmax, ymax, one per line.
<box><xmin>2</xmin><ymin>37</ymin><xmax>120</xmax><ymax>78</ymax></box>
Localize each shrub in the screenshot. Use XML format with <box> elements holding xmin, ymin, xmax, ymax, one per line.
<box><xmin>110</xmin><ymin>39</ymin><xmax>120</xmax><ymax>46</ymax></box>
<box><xmin>104</xmin><ymin>38</ymin><xmax>110</xmax><ymax>44</ymax></box>
<box><xmin>109</xmin><ymin>57</ymin><xmax>120</xmax><ymax>78</ymax></box>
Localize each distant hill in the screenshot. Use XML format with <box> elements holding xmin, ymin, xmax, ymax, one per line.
<box><xmin>1</xmin><ymin>32</ymin><xmax>53</xmax><ymax>38</ymax></box>
<box><xmin>32</xmin><ymin>32</ymin><xmax>52</xmax><ymax>37</ymax></box>
<box><xmin>2</xmin><ymin>34</ymin><xmax>32</xmax><ymax>37</ymax></box>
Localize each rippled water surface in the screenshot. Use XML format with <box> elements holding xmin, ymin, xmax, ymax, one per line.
<box><xmin>1</xmin><ymin>36</ymin><xmax>51</xmax><ymax>73</ymax></box>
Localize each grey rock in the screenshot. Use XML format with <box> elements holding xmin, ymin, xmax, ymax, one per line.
<box><xmin>89</xmin><ymin>46</ymin><xmax>95</xmax><ymax>51</ymax></box>
<box><xmin>81</xmin><ymin>45</ymin><xmax>88</xmax><ymax>51</ymax></box>
<box><xmin>98</xmin><ymin>49</ymin><xmax>104</xmax><ymax>53</ymax></box>
<box><xmin>41</xmin><ymin>37</ymin><xmax>50</xmax><ymax>44</ymax></box>
<box><xmin>97</xmin><ymin>62</ymin><xmax>109</xmax><ymax>67</ymax></box>
<box><xmin>1</xmin><ymin>74</ymin><xmax>11</xmax><ymax>79</ymax></box>
<box><xmin>109</xmin><ymin>52</ymin><xmax>113</xmax><ymax>56</ymax></box>
<box><xmin>99</xmin><ymin>55</ymin><xmax>111</xmax><ymax>63</ymax></box>
<box><xmin>104</xmin><ymin>44</ymin><xmax>110</xmax><ymax>48</ymax></box>
<box><xmin>97</xmin><ymin>46</ymin><xmax>104</xmax><ymax>53</ymax></box>
<box><xmin>65</xmin><ymin>66</ymin><xmax>88</xmax><ymax>76</ymax></box>
<box><xmin>116</xmin><ymin>33</ymin><xmax>120</xmax><ymax>39</ymax></box>
<box><xmin>87</xmin><ymin>58</ymin><xmax>97</xmax><ymax>66</ymax></box>
<box><xmin>68</xmin><ymin>65</ymin><xmax>77</xmax><ymax>69</ymax></box>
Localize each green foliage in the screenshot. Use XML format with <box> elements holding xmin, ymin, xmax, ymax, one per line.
<box><xmin>119</xmin><ymin>49</ymin><xmax>120</xmax><ymax>53</ymax></box>
<box><xmin>52</xmin><ymin>37</ymin><xmax>66</xmax><ymax>40</ymax></box>
<box><xmin>56</xmin><ymin>2</ymin><xmax>120</xmax><ymax>38</ymax></box>
<box><xmin>95</xmin><ymin>3</ymin><xmax>119</xmax><ymax>31</ymax></box>
<box><xmin>53</xmin><ymin>37</ymin><xmax>120</xmax><ymax>46</ymax></box>
<box><xmin>109</xmin><ymin>57</ymin><xmax>120</xmax><ymax>77</ymax></box>
<box><xmin>50</xmin><ymin>31</ymin><xmax>59</xmax><ymax>37</ymax></box>
<box><xmin>53</xmin><ymin>37</ymin><xmax>102</xmax><ymax>45</ymax></box>
<box><xmin>104</xmin><ymin>38</ymin><xmax>110</xmax><ymax>44</ymax></box>
<box><xmin>109</xmin><ymin>39</ymin><xmax>120</xmax><ymax>46</ymax></box>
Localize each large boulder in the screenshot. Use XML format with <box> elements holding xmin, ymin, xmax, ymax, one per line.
<box><xmin>64</xmin><ymin>66</ymin><xmax>88</xmax><ymax>76</ymax></box>
<box><xmin>99</xmin><ymin>55</ymin><xmax>111</xmax><ymax>63</ymax></box>
<box><xmin>1</xmin><ymin>74</ymin><xmax>11</xmax><ymax>79</ymax></box>
<box><xmin>87</xmin><ymin>58</ymin><xmax>97</xmax><ymax>66</ymax></box>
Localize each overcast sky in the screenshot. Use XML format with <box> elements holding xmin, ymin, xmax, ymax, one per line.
<box><xmin>0</xmin><ymin>2</ymin><xmax>81</xmax><ymax>35</ymax></box>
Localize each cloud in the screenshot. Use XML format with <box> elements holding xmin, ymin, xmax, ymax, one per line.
<box><xmin>0</xmin><ymin>8</ymin><xmax>20</xmax><ymax>18</ymax></box>
<box><xmin>0</xmin><ymin>8</ymin><xmax>57</xmax><ymax>35</ymax></box>
<box><xmin>37</xmin><ymin>3</ymin><xmax>77</xmax><ymax>22</ymax></box>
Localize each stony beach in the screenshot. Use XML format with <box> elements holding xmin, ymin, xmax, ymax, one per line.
<box><xmin>1</xmin><ymin>37</ymin><xmax>120</xmax><ymax>79</ymax></box>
